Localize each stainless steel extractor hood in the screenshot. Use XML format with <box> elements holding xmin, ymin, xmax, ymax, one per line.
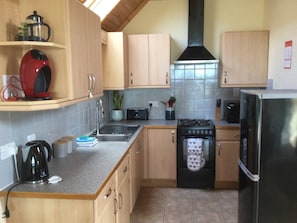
<box><xmin>175</xmin><ymin>0</ymin><xmax>216</xmax><ymax>63</ymax></box>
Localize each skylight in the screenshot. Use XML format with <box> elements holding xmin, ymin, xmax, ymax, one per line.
<box><xmin>83</xmin><ymin>0</ymin><xmax>120</xmax><ymax>20</ymax></box>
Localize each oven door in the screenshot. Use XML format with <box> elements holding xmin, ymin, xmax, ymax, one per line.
<box><xmin>177</xmin><ymin>135</ymin><xmax>215</xmax><ymax>188</ymax></box>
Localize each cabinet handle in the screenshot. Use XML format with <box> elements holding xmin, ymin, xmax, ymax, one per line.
<box><xmin>234</xmin><ymin>134</ymin><xmax>240</xmax><ymax>139</ymax></box>
<box><xmin>224</xmin><ymin>71</ymin><xmax>227</xmax><ymax>84</ymax></box>
<box><xmin>217</xmin><ymin>143</ymin><xmax>221</xmax><ymax>155</ymax></box>
<box><xmin>130</xmin><ymin>73</ymin><xmax>133</xmax><ymax>85</ymax></box>
<box><xmin>114</xmin><ymin>198</ymin><xmax>118</xmax><ymax>215</ymax></box>
<box><xmin>166</xmin><ymin>72</ymin><xmax>169</xmax><ymax>84</ymax></box>
<box><xmin>123</xmin><ymin>166</ymin><xmax>128</xmax><ymax>173</ymax></box>
<box><xmin>171</xmin><ymin>130</ymin><xmax>175</xmax><ymax>143</ymax></box>
<box><xmin>88</xmin><ymin>74</ymin><xmax>95</xmax><ymax>98</ymax></box>
<box><xmin>103</xmin><ymin>187</ymin><xmax>112</xmax><ymax>200</ymax></box>
<box><xmin>118</xmin><ymin>193</ymin><xmax>123</xmax><ymax>210</ymax></box>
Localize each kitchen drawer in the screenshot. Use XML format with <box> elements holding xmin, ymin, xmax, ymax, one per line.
<box><xmin>116</xmin><ymin>154</ymin><xmax>129</xmax><ymax>186</ymax></box>
<box><xmin>216</xmin><ymin>129</ymin><xmax>240</xmax><ymax>141</ymax></box>
<box><xmin>94</xmin><ymin>172</ymin><xmax>115</xmax><ymax>215</ymax></box>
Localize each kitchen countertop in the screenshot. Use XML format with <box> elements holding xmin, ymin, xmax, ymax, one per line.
<box><xmin>0</xmin><ymin>120</ymin><xmax>177</xmax><ymax>200</ymax></box>
<box><xmin>0</xmin><ymin>119</ymin><xmax>237</xmax><ymax>200</ymax></box>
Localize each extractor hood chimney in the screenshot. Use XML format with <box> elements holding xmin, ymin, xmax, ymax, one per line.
<box><xmin>176</xmin><ymin>0</ymin><xmax>216</xmax><ymax>62</ymax></box>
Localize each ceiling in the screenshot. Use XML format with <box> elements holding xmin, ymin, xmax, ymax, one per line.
<box><xmin>79</xmin><ymin>0</ymin><xmax>150</xmax><ymax>32</ymax></box>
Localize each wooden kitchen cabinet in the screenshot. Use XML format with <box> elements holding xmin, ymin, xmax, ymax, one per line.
<box><xmin>0</xmin><ymin>0</ymin><xmax>69</xmax><ymax>111</ymax></box>
<box><xmin>68</xmin><ymin>0</ymin><xmax>103</xmax><ymax>99</ymax></box>
<box><xmin>129</xmin><ymin>130</ymin><xmax>144</xmax><ymax>213</ymax></box>
<box><xmin>220</xmin><ymin>31</ymin><xmax>269</xmax><ymax>87</ymax></box>
<box><xmin>95</xmin><ymin>173</ymin><xmax>116</xmax><ymax>223</ymax></box>
<box><xmin>128</xmin><ymin>34</ymin><xmax>170</xmax><ymax>88</ymax></box>
<box><xmin>0</xmin><ymin>0</ymin><xmax>103</xmax><ymax>111</ymax></box>
<box><xmin>215</xmin><ymin>127</ymin><xmax>240</xmax><ymax>189</ymax></box>
<box><xmin>103</xmin><ymin>32</ymin><xmax>129</xmax><ymax>90</ymax></box>
<box><xmin>146</xmin><ymin>128</ymin><xmax>176</xmax><ymax>182</ymax></box>
<box><xmin>115</xmin><ymin>154</ymin><xmax>130</xmax><ymax>223</ymax></box>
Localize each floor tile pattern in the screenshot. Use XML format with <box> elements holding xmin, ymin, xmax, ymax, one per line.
<box><xmin>131</xmin><ymin>187</ymin><xmax>238</xmax><ymax>223</ymax></box>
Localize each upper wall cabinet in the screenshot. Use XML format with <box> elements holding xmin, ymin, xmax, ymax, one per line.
<box><xmin>0</xmin><ymin>0</ymin><xmax>103</xmax><ymax>111</ymax></box>
<box><xmin>68</xmin><ymin>0</ymin><xmax>103</xmax><ymax>99</ymax></box>
<box><xmin>102</xmin><ymin>32</ymin><xmax>129</xmax><ymax>90</ymax></box>
<box><xmin>220</xmin><ymin>31</ymin><xmax>269</xmax><ymax>88</ymax></box>
<box><xmin>128</xmin><ymin>34</ymin><xmax>170</xmax><ymax>88</ymax></box>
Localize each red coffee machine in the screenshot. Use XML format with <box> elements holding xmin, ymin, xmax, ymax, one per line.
<box><xmin>20</xmin><ymin>49</ymin><xmax>51</xmax><ymax>99</ymax></box>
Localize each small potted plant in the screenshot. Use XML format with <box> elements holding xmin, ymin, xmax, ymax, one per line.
<box><xmin>111</xmin><ymin>90</ymin><xmax>124</xmax><ymax>121</ymax></box>
<box><xmin>15</xmin><ymin>22</ymin><xmax>28</xmax><ymax>41</ymax></box>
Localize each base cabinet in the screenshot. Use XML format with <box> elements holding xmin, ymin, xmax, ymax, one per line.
<box><xmin>215</xmin><ymin>128</ymin><xmax>240</xmax><ymax>189</ymax></box>
<box><xmin>115</xmin><ymin>154</ymin><xmax>130</xmax><ymax>223</ymax></box>
<box><xmin>129</xmin><ymin>130</ymin><xmax>144</xmax><ymax>213</ymax></box>
<box><xmin>146</xmin><ymin>128</ymin><xmax>176</xmax><ymax>181</ymax></box>
<box><xmin>95</xmin><ymin>173</ymin><xmax>116</xmax><ymax>223</ymax></box>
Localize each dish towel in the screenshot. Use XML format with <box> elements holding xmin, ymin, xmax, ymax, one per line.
<box><xmin>187</xmin><ymin>138</ymin><xmax>205</xmax><ymax>172</ymax></box>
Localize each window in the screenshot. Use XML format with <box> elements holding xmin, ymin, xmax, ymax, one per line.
<box><xmin>83</xmin><ymin>0</ymin><xmax>120</xmax><ymax>20</ymax></box>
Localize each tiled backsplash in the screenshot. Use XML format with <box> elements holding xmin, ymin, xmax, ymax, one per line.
<box><xmin>117</xmin><ymin>62</ymin><xmax>237</xmax><ymax>120</ymax></box>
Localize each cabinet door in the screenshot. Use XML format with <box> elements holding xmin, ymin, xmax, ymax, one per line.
<box><xmin>129</xmin><ymin>133</ymin><xmax>143</xmax><ymax>213</ymax></box>
<box><xmin>128</xmin><ymin>35</ymin><xmax>149</xmax><ymax>87</ymax></box>
<box><xmin>68</xmin><ymin>0</ymin><xmax>89</xmax><ymax>99</ymax></box>
<box><xmin>149</xmin><ymin>34</ymin><xmax>170</xmax><ymax>87</ymax></box>
<box><xmin>86</xmin><ymin>10</ymin><xmax>103</xmax><ymax>96</ymax></box>
<box><xmin>147</xmin><ymin>128</ymin><xmax>176</xmax><ymax>180</ymax></box>
<box><xmin>220</xmin><ymin>31</ymin><xmax>269</xmax><ymax>87</ymax></box>
<box><xmin>103</xmin><ymin>32</ymin><xmax>128</xmax><ymax>90</ymax></box>
<box><xmin>215</xmin><ymin>141</ymin><xmax>240</xmax><ymax>183</ymax></box>
<box><xmin>95</xmin><ymin>174</ymin><xmax>116</xmax><ymax>223</ymax></box>
<box><xmin>116</xmin><ymin>156</ymin><xmax>130</xmax><ymax>223</ymax></box>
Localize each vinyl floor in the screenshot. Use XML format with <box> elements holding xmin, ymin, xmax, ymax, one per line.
<box><xmin>130</xmin><ymin>187</ymin><xmax>238</xmax><ymax>223</ymax></box>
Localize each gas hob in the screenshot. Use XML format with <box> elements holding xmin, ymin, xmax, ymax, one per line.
<box><xmin>177</xmin><ymin>119</ymin><xmax>214</xmax><ymax>128</ymax></box>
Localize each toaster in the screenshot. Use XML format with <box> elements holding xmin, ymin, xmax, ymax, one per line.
<box><xmin>127</xmin><ymin>108</ymin><xmax>149</xmax><ymax>120</ymax></box>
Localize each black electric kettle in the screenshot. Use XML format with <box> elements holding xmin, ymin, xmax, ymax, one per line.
<box><xmin>26</xmin><ymin>11</ymin><xmax>51</xmax><ymax>42</ymax></box>
<box><xmin>22</xmin><ymin>140</ymin><xmax>52</xmax><ymax>183</ymax></box>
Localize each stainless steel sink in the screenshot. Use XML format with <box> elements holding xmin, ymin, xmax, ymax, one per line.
<box><xmin>89</xmin><ymin>124</ymin><xmax>140</xmax><ymax>142</ymax></box>
<box><xmin>95</xmin><ymin>134</ymin><xmax>131</xmax><ymax>142</ymax></box>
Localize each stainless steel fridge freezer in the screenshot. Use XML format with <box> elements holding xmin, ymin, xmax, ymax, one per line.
<box><xmin>238</xmin><ymin>89</ymin><xmax>297</xmax><ymax>223</ymax></box>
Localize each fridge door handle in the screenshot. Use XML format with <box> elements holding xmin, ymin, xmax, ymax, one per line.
<box><xmin>238</xmin><ymin>159</ymin><xmax>260</xmax><ymax>182</ymax></box>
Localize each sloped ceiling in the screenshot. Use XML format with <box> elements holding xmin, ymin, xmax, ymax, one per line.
<box><xmin>79</xmin><ymin>0</ymin><xmax>150</xmax><ymax>31</ymax></box>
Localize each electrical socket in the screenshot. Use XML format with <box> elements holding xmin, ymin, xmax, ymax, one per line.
<box><xmin>0</xmin><ymin>142</ymin><xmax>17</xmax><ymax>160</ymax></box>
<box><xmin>148</xmin><ymin>101</ymin><xmax>159</xmax><ymax>107</ymax></box>
<box><xmin>27</xmin><ymin>133</ymin><xmax>36</xmax><ymax>141</ymax></box>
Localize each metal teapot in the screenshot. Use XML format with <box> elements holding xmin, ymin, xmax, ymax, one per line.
<box><xmin>26</xmin><ymin>11</ymin><xmax>51</xmax><ymax>42</ymax></box>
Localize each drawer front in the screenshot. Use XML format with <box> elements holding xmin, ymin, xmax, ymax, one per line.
<box><xmin>216</xmin><ymin>129</ymin><xmax>240</xmax><ymax>141</ymax></box>
<box><xmin>116</xmin><ymin>154</ymin><xmax>129</xmax><ymax>186</ymax></box>
<box><xmin>95</xmin><ymin>173</ymin><xmax>115</xmax><ymax>213</ymax></box>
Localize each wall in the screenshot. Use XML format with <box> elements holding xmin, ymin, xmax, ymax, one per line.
<box><xmin>121</xmin><ymin>0</ymin><xmax>265</xmax><ymax>119</ymax></box>
<box><xmin>264</xmin><ymin>0</ymin><xmax>297</xmax><ymax>89</ymax></box>
<box><xmin>124</xmin><ymin>0</ymin><xmax>266</xmax><ymax>61</ymax></box>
